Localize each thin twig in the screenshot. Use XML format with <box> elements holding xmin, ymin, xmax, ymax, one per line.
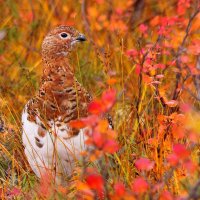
<box><xmin>172</xmin><ymin>6</ymin><xmax>200</xmax><ymax>100</ymax></box>
<box><xmin>185</xmin><ymin>180</ymin><xmax>200</xmax><ymax>200</ymax></box>
<box><xmin>182</xmin><ymin>85</ymin><xmax>200</xmax><ymax>101</ymax></box>
<box><xmin>193</xmin><ymin>56</ymin><xmax>200</xmax><ymax>99</ymax></box>
<box><xmin>129</xmin><ymin>0</ymin><xmax>145</xmax><ymax>30</ymax></box>
<box><xmin>136</xmin><ymin>35</ymin><xmax>162</xmax><ymax>134</ymax></box>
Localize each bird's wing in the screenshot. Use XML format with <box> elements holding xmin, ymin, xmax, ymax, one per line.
<box><xmin>26</xmin><ymin>65</ymin><xmax>91</xmax><ymax>137</ymax></box>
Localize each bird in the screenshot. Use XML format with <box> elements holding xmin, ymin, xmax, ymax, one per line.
<box><xmin>22</xmin><ymin>25</ymin><xmax>93</xmax><ymax>184</ymax></box>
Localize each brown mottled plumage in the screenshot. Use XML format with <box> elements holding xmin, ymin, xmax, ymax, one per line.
<box><xmin>26</xmin><ymin>26</ymin><xmax>91</xmax><ymax>136</ymax></box>
<box><xmin>22</xmin><ymin>26</ymin><xmax>113</xmax><ymax>183</ymax></box>
<box><xmin>22</xmin><ymin>26</ymin><xmax>91</xmax><ymax>183</ymax></box>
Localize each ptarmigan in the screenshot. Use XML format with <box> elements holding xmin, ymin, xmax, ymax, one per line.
<box><xmin>22</xmin><ymin>26</ymin><xmax>91</xmax><ymax>183</ymax></box>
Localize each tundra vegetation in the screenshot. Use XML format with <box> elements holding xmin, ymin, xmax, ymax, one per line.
<box><xmin>0</xmin><ymin>0</ymin><xmax>200</xmax><ymax>199</ymax></box>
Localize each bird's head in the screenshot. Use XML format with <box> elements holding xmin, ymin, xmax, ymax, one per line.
<box><xmin>42</xmin><ymin>25</ymin><xmax>86</xmax><ymax>63</ymax></box>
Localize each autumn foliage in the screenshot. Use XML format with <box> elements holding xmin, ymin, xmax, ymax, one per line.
<box><xmin>0</xmin><ymin>0</ymin><xmax>200</xmax><ymax>199</ymax></box>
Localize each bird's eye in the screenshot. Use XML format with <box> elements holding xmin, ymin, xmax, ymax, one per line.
<box><xmin>60</xmin><ymin>32</ymin><xmax>68</xmax><ymax>38</ymax></box>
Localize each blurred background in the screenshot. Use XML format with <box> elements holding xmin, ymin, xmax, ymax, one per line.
<box><xmin>0</xmin><ymin>0</ymin><xmax>200</xmax><ymax>198</ymax></box>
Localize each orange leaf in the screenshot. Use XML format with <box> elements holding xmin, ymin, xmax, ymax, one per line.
<box><xmin>77</xmin><ymin>180</ymin><xmax>91</xmax><ymax>191</ymax></box>
<box><xmin>88</xmin><ymin>7</ymin><xmax>98</xmax><ymax>18</ymax></box>
<box><xmin>107</xmin><ymin>78</ymin><xmax>118</xmax><ymax>85</ymax></box>
<box><xmin>96</xmin><ymin>119</ymin><xmax>109</xmax><ymax>132</ymax></box>
<box><xmin>188</xmin><ymin>39</ymin><xmax>200</xmax><ymax>55</ymax></box>
<box><xmin>143</xmin><ymin>75</ymin><xmax>153</xmax><ymax>84</ymax></box>
<box><xmin>76</xmin><ymin>180</ymin><xmax>94</xmax><ymax>197</ymax></box>
<box><xmin>150</xmin><ymin>15</ymin><xmax>161</xmax><ymax>26</ymax></box>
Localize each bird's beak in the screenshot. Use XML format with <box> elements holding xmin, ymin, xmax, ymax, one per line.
<box><xmin>76</xmin><ymin>34</ymin><xmax>86</xmax><ymax>42</ymax></box>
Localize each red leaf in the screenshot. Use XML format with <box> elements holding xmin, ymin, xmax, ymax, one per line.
<box><xmin>152</xmin><ymin>182</ymin><xmax>164</xmax><ymax>193</ymax></box>
<box><xmin>154</xmin><ymin>63</ymin><xmax>166</xmax><ymax>69</ymax></box>
<box><xmin>103</xmin><ymin>139</ymin><xmax>119</xmax><ymax>154</ymax></box>
<box><xmin>183</xmin><ymin>159</ymin><xmax>196</xmax><ymax>173</ymax></box>
<box><xmin>181</xmin><ymin>55</ymin><xmax>189</xmax><ymax>63</ymax></box>
<box><xmin>102</xmin><ymin>89</ymin><xmax>116</xmax><ymax>111</ymax></box>
<box><xmin>126</xmin><ymin>49</ymin><xmax>138</xmax><ymax>57</ymax></box>
<box><xmin>38</xmin><ymin>171</ymin><xmax>53</xmax><ymax>198</ymax></box>
<box><xmin>139</xmin><ymin>24</ymin><xmax>148</xmax><ymax>34</ymax></box>
<box><xmin>131</xmin><ymin>177</ymin><xmax>149</xmax><ymax>194</ymax></box>
<box><xmin>135</xmin><ymin>158</ymin><xmax>154</xmax><ymax>171</ymax></box>
<box><xmin>177</xmin><ymin>0</ymin><xmax>191</xmax><ymax>15</ymax></box>
<box><xmin>173</xmin><ymin>144</ymin><xmax>190</xmax><ymax>160</ymax></box>
<box><xmin>20</xmin><ymin>11</ymin><xmax>34</xmax><ymax>23</ymax></box>
<box><xmin>86</xmin><ymin>173</ymin><xmax>104</xmax><ymax>199</ymax></box>
<box><xmin>114</xmin><ymin>182</ymin><xmax>125</xmax><ymax>196</ymax></box>
<box><xmin>86</xmin><ymin>174</ymin><xmax>104</xmax><ymax>191</ymax></box>
<box><xmin>88</xmin><ymin>89</ymin><xmax>116</xmax><ymax>114</ymax></box>
<box><xmin>93</xmin><ymin>131</ymin><xmax>105</xmax><ymax>148</ymax></box>
<box><xmin>96</xmin><ymin>0</ymin><xmax>104</xmax><ymax>4</ymax></box>
<box><xmin>88</xmin><ymin>100</ymin><xmax>104</xmax><ymax>114</ymax></box>
<box><xmin>135</xmin><ymin>64</ymin><xmax>141</xmax><ymax>75</ymax></box>
<box><xmin>180</xmin><ymin>103</ymin><xmax>192</xmax><ymax>113</ymax></box>
<box><xmin>82</xmin><ymin>115</ymin><xmax>99</xmax><ymax>126</ymax></box>
<box><xmin>156</xmin><ymin>74</ymin><xmax>164</xmax><ymax>79</ymax></box>
<box><xmin>8</xmin><ymin>187</ymin><xmax>21</xmax><ymax>197</ymax></box>
<box><xmin>167</xmin><ymin>153</ymin><xmax>179</xmax><ymax>166</ymax></box>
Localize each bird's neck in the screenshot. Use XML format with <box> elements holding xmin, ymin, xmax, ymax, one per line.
<box><xmin>42</xmin><ymin>54</ymin><xmax>74</xmax><ymax>77</ymax></box>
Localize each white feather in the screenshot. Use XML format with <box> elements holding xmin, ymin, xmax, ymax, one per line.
<box><xmin>22</xmin><ymin>104</ymin><xmax>86</xmax><ymax>183</ymax></box>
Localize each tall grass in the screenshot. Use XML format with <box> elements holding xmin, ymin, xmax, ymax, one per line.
<box><xmin>0</xmin><ymin>0</ymin><xmax>200</xmax><ymax>199</ymax></box>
